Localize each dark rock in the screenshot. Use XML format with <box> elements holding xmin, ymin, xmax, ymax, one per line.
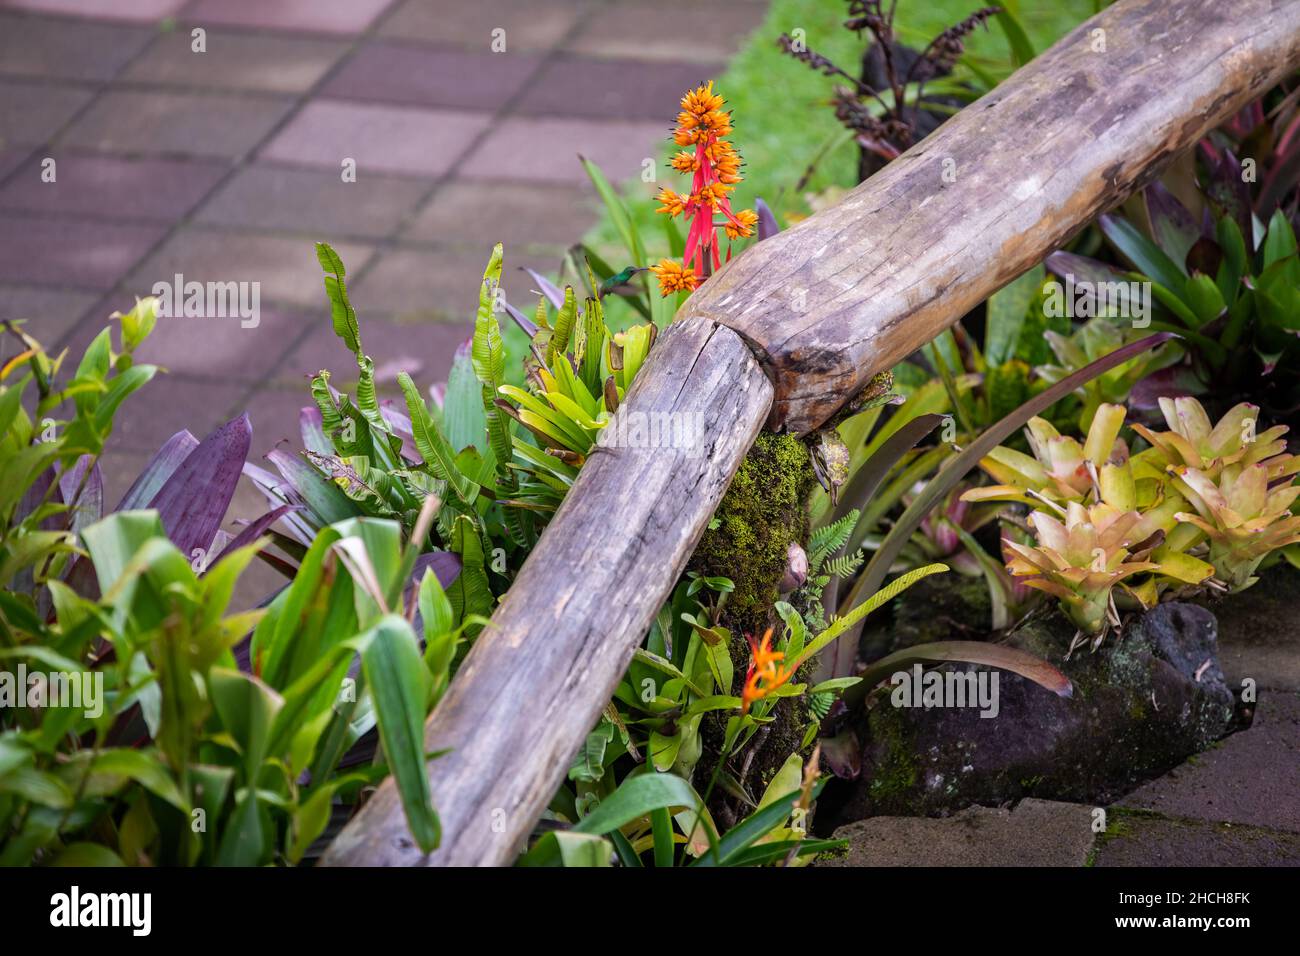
<box><xmin>818</xmin><ymin>798</ymin><xmax>1097</xmax><ymax>867</ymax></box>
<box><xmin>828</xmin><ymin>601</ymin><xmax>1235</xmax><ymax>828</ymax></box>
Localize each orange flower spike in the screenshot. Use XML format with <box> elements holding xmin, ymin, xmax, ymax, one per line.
<box><xmin>670</xmin><ymin>150</ymin><xmax>698</xmax><ymax>173</ymax></box>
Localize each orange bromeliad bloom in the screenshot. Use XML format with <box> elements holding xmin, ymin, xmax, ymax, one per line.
<box><xmin>653</xmin><ymin>82</ymin><xmax>756</xmax><ymax>297</ymax></box>
<box><xmin>740</xmin><ymin>627</ymin><xmax>794</xmax><ymax>716</ymax></box>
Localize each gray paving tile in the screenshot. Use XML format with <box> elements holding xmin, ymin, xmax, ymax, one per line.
<box><xmin>126</xmin><ymin>226</ymin><xmax>375</xmax><ymax>308</ymax></box>
<box><xmin>515</xmin><ymin>55</ymin><xmax>723</xmax><ymax>119</ymax></box>
<box><xmin>459</xmin><ymin>116</ymin><xmax>666</xmax><ymax>183</ymax></box>
<box><xmin>183</xmin><ymin>0</ymin><xmax>394</xmax><ymax>35</ymax></box>
<box><xmin>377</xmin><ymin>0</ymin><xmax>583</xmax><ymax>52</ymax></box>
<box><xmin>120</xmin><ymin>29</ymin><xmax>349</xmax><ymax>94</ymax></box>
<box><xmin>261</xmin><ymin>100</ymin><xmax>492</xmax><ymax>178</ymax></box>
<box><xmin>0</xmin><ymin>212</ymin><xmax>165</xmax><ymax>288</ymax></box>
<box><xmin>0</xmin><ymin>153</ymin><xmax>227</xmax><ymax>220</ymax></box>
<box><xmin>323</xmin><ymin>42</ymin><xmax>541</xmax><ymax>111</ymax></box>
<box><xmin>194</xmin><ymin>163</ymin><xmax>426</xmax><ymax>239</ymax></box>
<box><xmin>60</xmin><ymin>89</ymin><xmax>295</xmax><ymax>159</ymax></box>
<box><xmin>0</xmin><ymin>12</ymin><xmax>152</xmax><ymax>81</ymax></box>
<box><xmin>0</xmin><ymin>79</ymin><xmax>95</xmax><ymax>145</ymax></box>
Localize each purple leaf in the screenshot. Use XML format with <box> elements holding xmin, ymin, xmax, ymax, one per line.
<box><xmin>58</xmin><ymin>455</ymin><xmax>103</xmax><ymax>534</ymax></box>
<box><xmin>522</xmin><ymin>268</ymin><xmax>566</xmax><ymax>310</ymax></box>
<box><xmin>116</xmin><ymin>430</ymin><xmax>199</xmax><ymax>511</ymax></box>
<box><xmin>1144</xmin><ymin>182</ymin><xmax>1200</xmax><ymax>266</ymax></box>
<box><xmin>300</xmin><ymin>406</ymin><xmax>331</xmax><ymax>456</ymax></box>
<box><xmin>502</xmin><ymin>299</ymin><xmax>539</xmax><ymax>337</ymax></box>
<box><xmin>211</xmin><ymin>503</ymin><xmax>303</xmax><ymax>570</ymax></box>
<box><xmin>147</xmin><ymin>414</ymin><xmax>252</xmax><ymax>558</ymax></box>
<box><xmin>410</xmin><ymin>550</ymin><xmax>461</xmax><ymax>590</ymax></box>
<box><xmin>755</xmin><ymin>197</ymin><xmax>781</xmax><ymax>242</ymax></box>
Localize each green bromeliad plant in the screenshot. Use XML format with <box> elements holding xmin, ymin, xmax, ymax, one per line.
<box><xmin>1</xmin><ymin>311</ymin><xmax>475</xmax><ymax>866</ymax></box>
<box><xmin>964</xmin><ymin>397</ymin><xmax>1300</xmax><ymax>646</ymax></box>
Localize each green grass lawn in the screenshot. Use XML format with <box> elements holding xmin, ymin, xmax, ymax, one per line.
<box><xmin>583</xmin><ymin>0</ymin><xmax>1099</xmax><ymax>282</ymax></box>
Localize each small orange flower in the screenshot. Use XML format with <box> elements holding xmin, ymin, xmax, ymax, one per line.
<box><xmin>670</xmin><ymin>150</ymin><xmax>698</xmax><ymax>173</ymax></box>
<box><xmin>651</xmin><ymin>258</ymin><xmax>699</xmax><ymax>296</ymax></box>
<box><xmin>655</xmin><ymin>187</ymin><xmax>688</xmax><ymax>217</ymax></box>
<box><xmin>725</xmin><ymin>208</ymin><xmax>759</xmax><ymax>240</ymax></box>
<box><xmin>681</xmin><ymin>81</ymin><xmax>724</xmax><ymax>116</ymax></box>
<box><xmin>740</xmin><ymin>627</ymin><xmax>794</xmax><ymax>715</ymax></box>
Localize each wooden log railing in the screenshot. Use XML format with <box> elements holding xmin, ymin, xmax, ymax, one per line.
<box><xmin>321</xmin><ymin>0</ymin><xmax>1300</xmax><ymax>866</ymax></box>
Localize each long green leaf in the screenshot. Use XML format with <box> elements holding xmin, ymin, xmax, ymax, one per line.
<box><xmin>398</xmin><ymin>372</ymin><xmax>479</xmax><ymax>507</ymax></box>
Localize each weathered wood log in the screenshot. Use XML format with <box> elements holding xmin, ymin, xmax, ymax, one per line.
<box><xmin>325</xmin><ymin>0</ymin><xmax>1300</xmax><ymax>866</ymax></box>
<box><xmin>688</xmin><ymin>0</ymin><xmax>1300</xmax><ymax>435</ymax></box>
<box><xmin>321</xmin><ymin>316</ymin><xmax>773</xmax><ymax>865</ymax></box>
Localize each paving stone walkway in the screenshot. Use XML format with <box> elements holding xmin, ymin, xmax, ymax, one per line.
<box><xmin>0</xmin><ymin>0</ymin><xmax>769</xmax><ymax>522</ymax></box>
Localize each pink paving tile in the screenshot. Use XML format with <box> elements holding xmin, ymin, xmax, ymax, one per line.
<box><xmin>0</xmin><ymin>212</ymin><xmax>165</xmax><ymax>289</ymax></box>
<box><xmin>351</xmin><ymin>245</ymin><xmax>557</xmax><ymax>324</ymax></box>
<box><xmin>0</xmin><ymin>153</ymin><xmax>227</xmax><ymax>221</ymax></box>
<box><xmin>261</xmin><ymin>100</ymin><xmax>492</xmax><ymax>178</ymax></box>
<box><xmin>404</xmin><ymin>179</ymin><xmax>598</xmax><ymax>252</ymax></box>
<box><xmin>100</xmin><ymin>373</ymin><xmax>247</xmax><ymax>453</ymax></box>
<box><xmin>459</xmin><ymin>116</ymin><xmax>667</xmax><ymax>184</ymax></box>
<box><xmin>0</xmin><ymin>0</ymin><xmax>186</xmax><ymax>22</ymax></box>
<box><xmin>515</xmin><ymin>55</ymin><xmax>723</xmax><ymax>120</ymax></box>
<box><xmin>194</xmin><ymin>163</ymin><xmax>428</xmax><ymax>240</ymax></box>
<box><xmin>0</xmin><ymin>79</ymin><xmax>95</xmax><ymax>145</ymax></box>
<box><xmin>322</xmin><ymin>42</ymin><xmax>542</xmax><ymax>112</ymax></box>
<box><xmin>282</xmin><ymin>317</ymin><xmax>473</xmax><ymax>390</ymax></box>
<box><xmin>183</xmin><ymin>0</ymin><xmax>394</xmax><ymax>36</ymax></box>
<box><xmin>126</xmin><ymin>227</ymin><xmax>375</xmax><ymax>308</ymax></box>
<box><xmin>567</xmin><ymin>1</ymin><xmax>767</xmax><ymax>62</ymax></box>
<box><xmin>377</xmin><ymin>0</ymin><xmax>583</xmax><ymax>52</ymax></box>
<box><xmin>133</xmin><ymin>306</ymin><xmax>313</xmax><ymax>383</ymax></box>
<box><xmin>120</xmin><ymin>29</ymin><xmax>349</xmax><ymax>94</ymax></box>
<box><xmin>0</xmin><ymin>13</ymin><xmax>152</xmax><ymax>81</ymax></box>
<box><xmin>60</xmin><ymin>90</ymin><xmax>295</xmax><ymax>160</ymax></box>
<box><xmin>0</xmin><ymin>283</ymin><xmax>98</xmax><ymax>358</ymax></box>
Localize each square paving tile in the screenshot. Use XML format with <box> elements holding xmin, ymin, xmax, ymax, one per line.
<box><xmin>127</xmin><ymin>227</ymin><xmax>375</xmax><ymax>309</ymax></box>
<box><xmin>0</xmin><ymin>146</ymin><xmax>34</xmax><ymax>182</ymax></box>
<box><xmin>194</xmin><ymin>163</ymin><xmax>427</xmax><ymax>240</ymax></box>
<box><xmin>102</xmin><ymin>373</ymin><xmax>247</xmax><ymax>453</ymax></box>
<box><xmin>351</xmin><ymin>245</ymin><xmax>556</xmax><ymax>323</ymax></box>
<box><xmin>567</xmin><ymin>1</ymin><xmax>767</xmax><ymax>62</ymax></box>
<box><xmin>183</xmin><ymin>0</ymin><xmax>394</xmax><ymax>35</ymax></box>
<box><xmin>0</xmin><ymin>153</ymin><xmax>227</xmax><ymax>220</ymax></box>
<box><xmin>0</xmin><ymin>283</ymin><xmax>98</xmax><ymax>357</ymax></box>
<box><xmin>261</xmin><ymin>100</ymin><xmax>492</xmax><ymax>178</ymax></box>
<box><xmin>0</xmin><ymin>212</ymin><xmax>165</xmax><ymax>289</ymax></box>
<box><xmin>60</xmin><ymin>89</ymin><xmax>295</xmax><ymax>160</ymax></box>
<box><xmin>460</xmin><ymin>116</ymin><xmax>666</xmax><ymax>184</ymax></box>
<box><xmin>0</xmin><ymin>13</ymin><xmax>153</xmax><ymax>81</ymax></box>
<box><xmin>133</xmin><ymin>306</ymin><xmax>313</xmax><ymax>383</ymax></box>
<box><xmin>120</xmin><ymin>29</ymin><xmax>349</xmax><ymax>94</ymax></box>
<box><xmin>516</xmin><ymin>55</ymin><xmax>722</xmax><ymax>120</ymax></box>
<box><xmin>322</xmin><ymin>42</ymin><xmax>541</xmax><ymax>112</ymax></box>
<box><xmin>1117</xmin><ymin>693</ymin><xmax>1300</xmax><ymax>834</ymax></box>
<box><xmin>405</xmin><ymin>179</ymin><xmax>597</xmax><ymax>252</ymax></box>
<box><xmin>0</xmin><ymin>0</ymin><xmax>187</xmax><ymax>21</ymax></box>
<box><xmin>0</xmin><ymin>80</ymin><xmax>95</xmax><ymax>146</ymax></box>
<box><xmin>377</xmin><ymin>0</ymin><xmax>583</xmax><ymax>52</ymax></box>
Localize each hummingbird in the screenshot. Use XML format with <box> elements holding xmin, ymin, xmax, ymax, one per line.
<box><xmin>598</xmin><ymin>266</ymin><xmax>649</xmax><ymax>298</ymax></box>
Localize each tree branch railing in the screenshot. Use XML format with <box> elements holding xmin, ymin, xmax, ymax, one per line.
<box><xmin>321</xmin><ymin>0</ymin><xmax>1300</xmax><ymax>866</ymax></box>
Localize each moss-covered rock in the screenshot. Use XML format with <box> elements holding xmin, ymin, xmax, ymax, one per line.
<box><xmin>828</xmin><ymin>601</ymin><xmax>1237</xmax><ymax>828</ymax></box>
<box><xmin>690</xmin><ymin>432</ymin><xmax>815</xmax><ymax>640</ymax></box>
